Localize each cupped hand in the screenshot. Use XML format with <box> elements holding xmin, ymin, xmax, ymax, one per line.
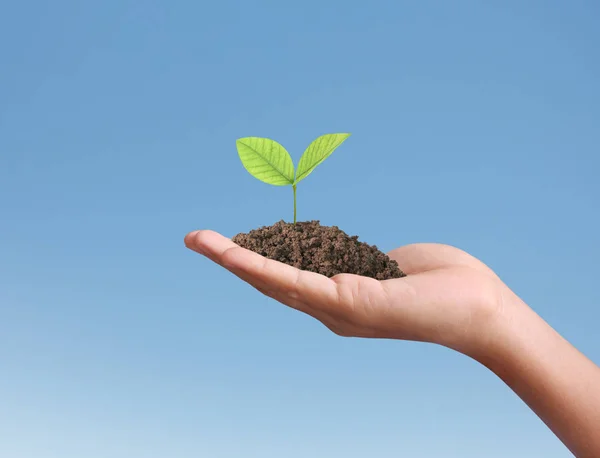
<box><xmin>184</xmin><ymin>230</ymin><xmax>513</xmax><ymax>356</ymax></box>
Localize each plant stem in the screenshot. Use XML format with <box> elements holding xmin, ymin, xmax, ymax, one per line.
<box><xmin>293</xmin><ymin>184</ymin><xmax>297</xmax><ymax>224</ymax></box>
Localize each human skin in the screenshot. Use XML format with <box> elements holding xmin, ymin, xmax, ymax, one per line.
<box><xmin>185</xmin><ymin>230</ymin><xmax>600</xmax><ymax>457</ymax></box>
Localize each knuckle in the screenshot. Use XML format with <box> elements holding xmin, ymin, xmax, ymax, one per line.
<box><xmin>324</xmin><ymin>321</ymin><xmax>353</xmax><ymax>338</ymax></box>
<box><xmin>255</xmin><ymin>285</ymin><xmax>273</xmax><ymax>297</ymax></box>
<box><xmin>193</xmin><ymin>230</ymin><xmax>211</xmax><ymax>247</ymax></box>
<box><xmin>220</xmin><ymin>246</ymin><xmax>241</xmax><ymax>266</ymax></box>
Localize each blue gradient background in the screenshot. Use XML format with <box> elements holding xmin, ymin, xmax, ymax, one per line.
<box><xmin>1</xmin><ymin>1</ymin><xmax>598</xmax><ymax>457</ymax></box>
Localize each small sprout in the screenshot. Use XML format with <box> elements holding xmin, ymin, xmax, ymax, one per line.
<box><xmin>236</xmin><ymin>133</ymin><xmax>351</xmax><ymax>223</ymax></box>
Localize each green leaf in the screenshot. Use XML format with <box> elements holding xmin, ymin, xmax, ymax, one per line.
<box><xmin>294</xmin><ymin>133</ymin><xmax>351</xmax><ymax>184</ymax></box>
<box><xmin>236</xmin><ymin>137</ymin><xmax>295</xmax><ymax>186</ymax></box>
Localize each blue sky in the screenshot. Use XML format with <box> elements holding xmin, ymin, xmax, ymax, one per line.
<box><xmin>1</xmin><ymin>1</ymin><xmax>598</xmax><ymax>456</ymax></box>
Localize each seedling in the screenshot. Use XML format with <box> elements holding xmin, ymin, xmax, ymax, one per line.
<box><xmin>232</xmin><ymin>132</ymin><xmax>405</xmax><ymax>280</ymax></box>
<box><xmin>235</xmin><ymin>133</ymin><xmax>351</xmax><ymax>223</ymax></box>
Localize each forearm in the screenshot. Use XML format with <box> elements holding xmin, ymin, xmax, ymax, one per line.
<box><xmin>474</xmin><ymin>296</ymin><xmax>600</xmax><ymax>457</ymax></box>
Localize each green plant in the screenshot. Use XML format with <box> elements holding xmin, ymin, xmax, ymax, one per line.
<box><xmin>236</xmin><ymin>133</ymin><xmax>351</xmax><ymax>224</ymax></box>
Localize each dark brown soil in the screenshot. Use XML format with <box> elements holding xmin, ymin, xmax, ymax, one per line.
<box><xmin>232</xmin><ymin>220</ymin><xmax>406</xmax><ymax>280</ymax></box>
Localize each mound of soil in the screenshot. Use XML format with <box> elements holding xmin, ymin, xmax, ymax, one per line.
<box><xmin>231</xmin><ymin>220</ymin><xmax>406</xmax><ymax>280</ymax></box>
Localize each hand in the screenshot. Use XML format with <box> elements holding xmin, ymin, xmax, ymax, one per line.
<box><xmin>185</xmin><ymin>229</ymin><xmax>600</xmax><ymax>457</ymax></box>
<box><xmin>184</xmin><ymin>230</ymin><xmax>511</xmax><ymax>356</ymax></box>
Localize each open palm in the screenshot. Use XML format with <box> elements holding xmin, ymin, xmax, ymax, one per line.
<box><xmin>185</xmin><ymin>230</ymin><xmax>508</xmax><ymax>353</ymax></box>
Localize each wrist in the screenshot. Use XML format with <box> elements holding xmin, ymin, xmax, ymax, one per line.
<box><xmin>464</xmin><ymin>289</ymin><xmax>543</xmax><ymax>374</ymax></box>
<box><xmin>459</xmin><ymin>286</ymin><xmax>600</xmax><ymax>457</ymax></box>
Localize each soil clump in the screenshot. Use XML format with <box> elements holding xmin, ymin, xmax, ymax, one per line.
<box><xmin>232</xmin><ymin>220</ymin><xmax>406</xmax><ymax>280</ymax></box>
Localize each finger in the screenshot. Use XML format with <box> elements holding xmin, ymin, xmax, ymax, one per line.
<box><xmin>185</xmin><ymin>229</ymin><xmax>279</xmax><ymax>293</ymax></box>
<box><xmin>219</xmin><ymin>242</ymin><xmax>340</xmax><ymax>310</ymax></box>
<box><xmin>185</xmin><ymin>229</ymin><xmax>239</xmax><ymax>264</ymax></box>
<box><xmin>185</xmin><ymin>229</ymin><xmax>273</xmax><ymax>291</ymax></box>
<box><xmin>185</xmin><ymin>230</ymin><xmax>340</xmax><ymax>313</ymax></box>
<box><xmin>388</xmin><ymin>243</ymin><xmax>498</xmax><ymax>277</ymax></box>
